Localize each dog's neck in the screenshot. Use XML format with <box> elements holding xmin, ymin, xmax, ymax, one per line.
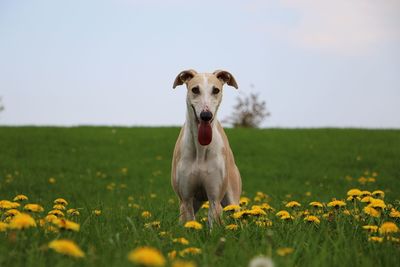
<box><xmin>185</xmin><ymin>104</ymin><xmax>218</xmax><ymax>162</ymax></box>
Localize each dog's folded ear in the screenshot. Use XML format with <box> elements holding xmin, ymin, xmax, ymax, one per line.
<box><xmin>173</xmin><ymin>69</ymin><xmax>198</xmax><ymax>89</ymax></box>
<box><xmin>213</xmin><ymin>70</ymin><xmax>238</xmax><ymax>89</ymax></box>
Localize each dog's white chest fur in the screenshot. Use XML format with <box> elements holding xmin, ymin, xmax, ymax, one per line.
<box><xmin>176</xmin><ymin>124</ymin><xmax>226</xmax><ymax>199</ymax></box>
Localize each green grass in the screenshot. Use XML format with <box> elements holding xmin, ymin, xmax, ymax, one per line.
<box><xmin>0</xmin><ymin>127</ymin><xmax>399</xmax><ymax>267</ymax></box>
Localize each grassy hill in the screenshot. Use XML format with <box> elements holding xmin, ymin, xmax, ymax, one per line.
<box><xmin>0</xmin><ymin>127</ymin><xmax>399</xmax><ymax>267</ymax></box>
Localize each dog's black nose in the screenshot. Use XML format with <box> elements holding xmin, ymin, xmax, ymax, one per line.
<box><xmin>200</xmin><ymin>111</ymin><xmax>213</xmax><ymax>122</ymax></box>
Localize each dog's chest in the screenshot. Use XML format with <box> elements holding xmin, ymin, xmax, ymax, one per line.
<box><xmin>179</xmin><ymin>149</ymin><xmax>225</xmax><ymax>185</ymax></box>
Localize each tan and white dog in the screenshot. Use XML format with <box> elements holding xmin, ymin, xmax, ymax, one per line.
<box><xmin>171</xmin><ymin>69</ymin><xmax>242</xmax><ymax>226</ymax></box>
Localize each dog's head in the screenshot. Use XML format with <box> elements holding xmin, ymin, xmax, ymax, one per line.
<box><xmin>173</xmin><ymin>69</ymin><xmax>238</xmax><ymax>146</ymax></box>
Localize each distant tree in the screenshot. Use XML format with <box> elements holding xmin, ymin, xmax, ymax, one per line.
<box><xmin>0</xmin><ymin>97</ymin><xmax>4</xmax><ymax>113</ymax></box>
<box><xmin>223</xmin><ymin>92</ymin><xmax>270</xmax><ymax>128</ymax></box>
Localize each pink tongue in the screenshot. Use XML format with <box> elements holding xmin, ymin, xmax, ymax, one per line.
<box><xmin>198</xmin><ymin>121</ymin><xmax>212</xmax><ymax>146</ymax></box>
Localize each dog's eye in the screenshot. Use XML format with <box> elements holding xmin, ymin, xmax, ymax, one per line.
<box><xmin>212</xmin><ymin>87</ymin><xmax>220</xmax><ymax>95</ymax></box>
<box><xmin>191</xmin><ymin>86</ymin><xmax>200</xmax><ymax>94</ymax></box>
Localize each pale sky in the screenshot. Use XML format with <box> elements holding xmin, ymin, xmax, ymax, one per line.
<box><xmin>1</xmin><ymin>0</ymin><xmax>399</xmax><ymax>128</ymax></box>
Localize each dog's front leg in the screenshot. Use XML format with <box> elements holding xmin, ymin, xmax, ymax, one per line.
<box><xmin>179</xmin><ymin>198</ymin><xmax>195</xmax><ymax>223</ymax></box>
<box><xmin>207</xmin><ymin>199</ymin><xmax>223</xmax><ymax>228</ymax></box>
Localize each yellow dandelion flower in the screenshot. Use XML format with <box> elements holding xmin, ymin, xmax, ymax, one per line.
<box><xmin>0</xmin><ymin>222</ymin><xmax>8</xmax><ymax>232</ymax></box>
<box><xmin>66</xmin><ymin>209</ymin><xmax>80</xmax><ymax>216</ymax></box>
<box><xmin>251</xmin><ymin>205</ymin><xmax>263</xmax><ymax>210</ymax></box>
<box><xmin>53</xmin><ymin>204</ymin><xmax>66</xmax><ymax>210</ymax></box>
<box><xmin>358</xmin><ymin>177</ymin><xmax>367</xmax><ymax>184</ymax></box>
<box><xmin>168</xmin><ymin>250</ymin><xmax>177</xmax><ymax>260</ymax></box>
<box><xmin>53</xmin><ymin>218</ymin><xmax>80</xmax><ymax>232</ymax></box>
<box><xmin>150</xmin><ymin>193</ymin><xmax>157</xmax><ymax>199</ymax></box>
<box><xmin>93</xmin><ymin>210</ymin><xmax>102</xmax><ymax>216</ymax></box>
<box><xmin>304</xmin><ymin>215</ymin><xmax>320</xmax><ymax>224</ymax></box>
<box><xmin>360</xmin><ymin>196</ymin><xmax>374</xmax><ymax>203</ymax></box>
<box><xmin>159</xmin><ymin>231</ymin><xmax>169</xmax><ymax>237</ymax></box>
<box><xmin>225</xmin><ymin>224</ymin><xmax>239</xmax><ymax>230</ymax></box>
<box><xmin>300</xmin><ymin>210</ymin><xmax>310</xmax><ymax>217</ymax></box>
<box><xmin>54</xmin><ymin>198</ymin><xmax>68</xmax><ymax>206</ymax></box>
<box><xmin>346</xmin><ymin>195</ymin><xmax>359</xmax><ymax>201</ymax></box>
<box><xmin>247</xmin><ymin>207</ymin><xmax>267</xmax><ymax>216</ymax></box>
<box><xmin>9</xmin><ymin>213</ymin><xmax>36</xmax><ymax>229</ymax></box>
<box><xmin>276</xmin><ymin>247</ymin><xmax>294</xmax><ymax>256</ymax></box>
<box><xmin>367</xmin><ymin>177</ymin><xmax>376</xmax><ymax>183</ymax></box>
<box><xmin>286</xmin><ymin>201</ymin><xmax>301</xmax><ymax>208</ymax></box>
<box><xmin>363</xmin><ymin>206</ymin><xmax>380</xmax><ymax>218</ymax></box>
<box><xmin>24</xmin><ymin>203</ymin><xmax>44</xmax><ymax>213</ymax></box>
<box><xmin>327</xmin><ymin>200</ymin><xmax>346</xmax><ymax>208</ymax></box>
<box><xmin>389</xmin><ymin>209</ymin><xmax>400</xmax><ymax>218</ymax></box>
<box><xmin>48</xmin><ymin>177</ymin><xmax>56</xmax><ymax>184</ymax></box>
<box><xmin>369</xmin><ymin>199</ymin><xmax>386</xmax><ymax>209</ymax></box>
<box><xmin>106</xmin><ymin>183</ymin><xmax>115</xmax><ymax>190</ymax></box>
<box><xmin>0</xmin><ymin>200</ymin><xmax>14</xmax><ymax>209</ymax></box>
<box><xmin>129</xmin><ymin>203</ymin><xmax>141</xmax><ymax>209</ymax></box>
<box><xmin>362</xmin><ymin>225</ymin><xmax>378</xmax><ymax>233</ymax></box>
<box><xmin>173</xmin><ymin>237</ymin><xmax>189</xmax><ymax>245</ymax></box>
<box><xmin>371</xmin><ymin>190</ymin><xmax>384</xmax><ymax>198</ymax></box>
<box><xmin>121</xmin><ymin>167</ymin><xmax>128</xmax><ymax>174</ymax></box>
<box><xmin>127</xmin><ymin>247</ymin><xmax>165</xmax><ymax>267</ymax></box>
<box><xmin>309</xmin><ymin>201</ymin><xmax>323</xmax><ymax>208</ymax></box>
<box><xmin>11</xmin><ymin>202</ymin><xmax>20</xmax><ymax>208</ymax></box>
<box><xmin>4</xmin><ymin>209</ymin><xmax>20</xmax><ymax>217</ymax></box>
<box><xmin>379</xmin><ymin>222</ymin><xmax>399</xmax><ymax>235</ymax></box>
<box><xmin>232</xmin><ymin>211</ymin><xmax>245</xmax><ymax>219</ymax></box>
<box><xmin>276</xmin><ymin>210</ymin><xmax>290</xmax><ymax>217</ymax></box>
<box><xmin>0</xmin><ymin>200</ymin><xmax>20</xmax><ymax>209</ymax></box>
<box><xmin>255</xmin><ymin>220</ymin><xmax>272</xmax><ymax>227</ymax></box>
<box><xmin>347</xmin><ymin>189</ymin><xmax>362</xmax><ymax>197</ymax></box>
<box><xmin>141</xmin><ymin>211</ymin><xmax>152</xmax><ymax>219</ymax></box>
<box><xmin>368</xmin><ymin>236</ymin><xmax>383</xmax><ymax>243</ymax></box>
<box><xmin>253</xmin><ymin>196</ymin><xmax>262</xmax><ymax>202</ymax></box>
<box><xmin>239</xmin><ymin>197</ymin><xmax>250</xmax><ymax>206</ymax></box>
<box><xmin>259</xmin><ymin>203</ymin><xmax>274</xmax><ymax>211</ymax></box>
<box><xmin>201</xmin><ymin>201</ymin><xmax>209</xmax><ymax>209</ymax></box>
<box><xmin>256</xmin><ymin>191</ymin><xmax>268</xmax><ymax>200</ymax></box>
<box><xmin>322</xmin><ymin>213</ymin><xmax>330</xmax><ymax>219</ymax></box>
<box><xmin>342</xmin><ymin>209</ymin><xmax>351</xmax><ymax>216</ymax></box>
<box><xmin>280</xmin><ymin>214</ymin><xmax>294</xmax><ymax>221</ymax></box>
<box><xmin>39</xmin><ymin>218</ymin><xmax>46</xmax><ymax>227</ymax></box>
<box><xmin>49</xmin><ymin>239</ymin><xmax>85</xmax><ymax>258</ymax></box>
<box><xmin>223</xmin><ymin>204</ymin><xmax>241</xmax><ymax>212</ymax></box>
<box><xmin>232</xmin><ymin>208</ymin><xmax>265</xmax><ymax>219</ymax></box>
<box><xmin>48</xmin><ymin>210</ymin><xmax>65</xmax><ymax>217</ymax></box>
<box><xmin>144</xmin><ymin>221</ymin><xmax>161</xmax><ymax>229</ymax></box>
<box><xmin>172</xmin><ymin>260</ymin><xmax>197</xmax><ymax>267</ymax></box>
<box><xmin>45</xmin><ymin>214</ymin><xmax>58</xmax><ymax>223</ymax></box>
<box><xmin>184</xmin><ymin>221</ymin><xmax>202</xmax><ymax>230</ymax></box>
<box><xmin>361</xmin><ymin>191</ymin><xmax>371</xmax><ymax>197</ymax></box>
<box><xmin>13</xmin><ymin>194</ymin><xmax>28</xmax><ymax>201</ymax></box>
<box><xmin>179</xmin><ymin>247</ymin><xmax>201</xmax><ymax>257</ymax></box>
<box><xmin>45</xmin><ymin>225</ymin><xmax>59</xmax><ymax>233</ymax></box>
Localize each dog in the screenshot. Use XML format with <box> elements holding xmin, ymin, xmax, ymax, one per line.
<box><xmin>171</xmin><ymin>69</ymin><xmax>242</xmax><ymax>226</ymax></box>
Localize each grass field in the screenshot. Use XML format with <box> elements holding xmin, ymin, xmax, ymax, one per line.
<box><xmin>0</xmin><ymin>127</ymin><xmax>399</xmax><ymax>267</ymax></box>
